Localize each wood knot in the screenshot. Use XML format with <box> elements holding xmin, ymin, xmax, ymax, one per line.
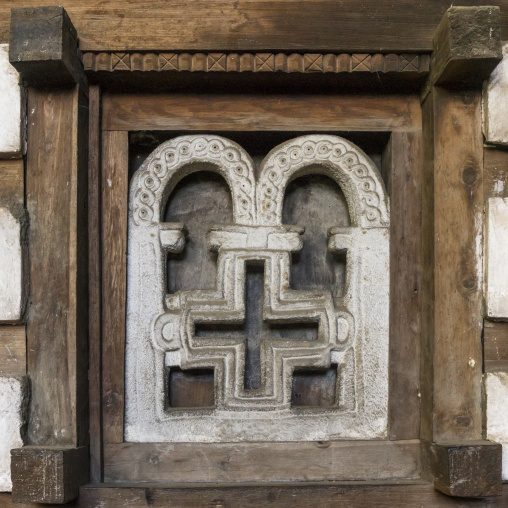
<box><xmin>460</xmin><ymin>91</ymin><xmax>476</xmax><ymax>105</ymax></box>
<box><xmin>462</xmin><ymin>165</ymin><xmax>477</xmax><ymax>186</ymax></box>
<box><xmin>315</xmin><ymin>440</ymin><xmax>331</xmax><ymax>448</ymax></box>
<box><xmin>462</xmin><ymin>276</ymin><xmax>476</xmax><ymax>289</ymax></box>
<box><xmin>454</xmin><ymin>414</ymin><xmax>473</xmax><ymax>428</ymax></box>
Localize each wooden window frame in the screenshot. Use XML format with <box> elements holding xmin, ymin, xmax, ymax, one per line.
<box><xmin>97</xmin><ymin>92</ymin><xmax>422</xmax><ymax>484</ymax></box>
<box><xmin>7</xmin><ymin>5</ymin><xmax>507</xmax><ymax>505</ymax></box>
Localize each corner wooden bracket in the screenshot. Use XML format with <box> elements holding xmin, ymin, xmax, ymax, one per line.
<box><xmin>430</xmin><ymin>441</ymin><xmax>502</xmax><ymax>498</ymax></box>
<box><xmin>11</xmin><ymin>447</ymin><xmax>89</xmax><ymax>504</ymax></box>
<box><xmin>9</xmin><ymin>6</ymin><xmax>87</xmax><ymax>88</ymax></box>
<box><xmin>422</xmin><ymin>6</ymin><xmax>502</xmax><ymax>99</ymax></box>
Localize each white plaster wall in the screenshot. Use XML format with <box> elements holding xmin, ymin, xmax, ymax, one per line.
<box><xmin>0</xmin><ymin>377</ymin><xmax>27</xmax><ymax>491</ymax></box>
<box><xmin>486</xmin><ymin>198</ymin><xmax>508</xmax><ymax>320</ymax></box>
<box><xmin>486</xmin><ymin>372</ymin><xmax>508</xmax><ymax>481</ymax></box>
<box><xmin>484</xmin><ymin>42</ymin><xmax>508</xmax><ymax>146</ymax></box>
<box><xmin>0</xmin><ymin>43</ymin><xmax>24</xmax><ymax>494</ymax></box>
<box><xmin>0</xmin><ymin>44</ymin><xmax>20</xmax><ymax>156</ymax></box>
<box><xmin>0</xmin><ymin>208</ymin><xmax>23</xmax><ymax>322</ymax></box>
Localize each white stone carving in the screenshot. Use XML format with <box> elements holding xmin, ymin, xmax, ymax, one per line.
<box><xmin>0</xmin><ymin>377</ymin><xmax>27</xmax><ymax>491</ymax></box>
<box><xmin>486</xmin><ymin>197</ymin><xmax>508</xmax><ymax>320</ymax></box>
<box><xmin>125</xmin><ymin>134</ymin><xmax>390</xmax><ymax>442</ymax></box>
<box><xmin>483</xmin><ymin>42</ymin><xmax>508</xmax><ymax>146</ymax></box>
<box><xmin>0</xmin><ymin>45</ymin><xmax>21</xmax><ymax>156</ymax></box>
<box><xmin>486</xmin><ymin>372</ymin><xmax>508</xmax><ymax>481</ymax></box>
<box><xmin>0</xmin><ymin>208</ymin><xmax>24</xmax><ymax>322</ymax></box>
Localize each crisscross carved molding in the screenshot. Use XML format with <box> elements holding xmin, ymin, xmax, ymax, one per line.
<box><xmin>83</xmin><ymin>51</ymin><xmax>430</xmax><ymax>74</ymax></box>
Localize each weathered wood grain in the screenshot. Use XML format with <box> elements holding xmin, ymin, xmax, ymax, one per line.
<box><xmin>0</xmin><ymin>160</ymin><xmax>24</xmax><ymax>208</ymax></box>
<box><xmin>9</xmin><ymin>6</ymin><xmax>86</xmax><ymax>88</ymax></box>
<box><xmin>388</xmin><ymin>131</ymin><xmax>422</xmax><ymax>441</ymax></box>
<box><xmin>484</xmin><ymin>147</ymin><xmax>508</xmax><ymax>202</ymax></box>
<box><xmin>79</xmin><ymin>482</ymin><xmax>508</xmax><ymax>508</ymax></box>
<box><xmin>3</xmin><ymin>1</ymin><xmax>508</xmax><ymax>53</ymax></box>
<box><xmin>421</xmin><ymin>88</ymin><xmax>484</xmax><ymax>443</ymax></box>
<box><xmin>484</xmin><ymin>320</ymin><xmax>508</xmax><ymax>372</ymax></box>
<box><xmin>0</xmin><ymin>325</ymin><xmax>25</xmax><ymax>377</ymax></box>
<box><xmin>11</xmin><ymin>446</ymin><xmax>89</xmax><ymax>504</ymax></box>
<box><xmin>104</xmin><ymin>440</ymin><xmax>421</xmax><ymax>483</ymax></box>
<box><xmin>88</xmin><ymin>86</ymin><xmax>102</xmax><ymax>482</ymax></box>
<box><xmin>101</xmin><ymin>130</ymin><xmax>128</xmax><ymax>444</ymax></box>
<box><xmin>25</xmin><ymin>86</ymin><xmax>89</xmax><ymax>447</ymax></box>
<box><xmin>432</xmin><ymin>441</ymin><xmax>502</xmax><ymax>497</ymax></box>
<box><xmin>102</xmin><ymin>94</ymin><xmax>421</xmax><ymax>132</ymax></box>
<box><xmin>425</xmin><ymin>6</ymin><xmax>502</xmax><ymax>93</ymax></box>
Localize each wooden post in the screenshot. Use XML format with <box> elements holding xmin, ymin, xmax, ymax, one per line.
<box><xmin>8</xmin><ymin>7</ymin><xmax>89</xmax><ymax>504</ymax></box>
<box><xmin>421</xmin><ymin>6</ymin><xmax>503</xmax><ymax>498</ymax></box>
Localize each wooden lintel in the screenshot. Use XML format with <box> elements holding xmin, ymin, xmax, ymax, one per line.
<box><xmin>423</xmin><ymin>6</ymin><xmax>502</xmax><ymax>98</ymax></box>
<box><xmin>11</xmin><ymin>446</ymin><xmax>89</xmax><ymax>504</ymax></box>
<box><xmin>431</xmin><ymin>441</ymin><xmax>502</xmax><ymax>497</ymax></box>
<box><xmin>9</xmin><ymin>6</ymin><xmax>86</xmax><ymax>89</ymax></box>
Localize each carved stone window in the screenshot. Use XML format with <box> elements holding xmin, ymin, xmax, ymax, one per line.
<box><xmin>125</xmin><ymin>134</ymin><xmax>390</xmax><ymax>442</ymax></box>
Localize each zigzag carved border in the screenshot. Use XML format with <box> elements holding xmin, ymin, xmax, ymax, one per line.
<box><xmin>82</xmin><ymin>52</ymin><xmax>430</xmax><ymax>73</ymax></box>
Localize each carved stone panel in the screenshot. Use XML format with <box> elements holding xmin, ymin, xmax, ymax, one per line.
<box><xmin>125</xmin><ymin>134</ymin><xmax>390</xmax><ymax>442</ymax></box>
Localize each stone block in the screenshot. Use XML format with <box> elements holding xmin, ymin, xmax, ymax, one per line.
<box><xmin>0</xmin><ymin>377</ymin><xmax>28</xmax><ymax>492</ymax></box>
<box><xmin>486</xmin><ymin>372</ymin><xmax>508</xmax><ymax>481</ymax></box>
<box><xmin>486</xmin><ymin>198</ymin><xmax>508</xmax><ymax>319</ymax></box>
<box><xmin>0</xmin><ymin>45</ymin><xmax>21</xmax><ymax>157</ymax></box>
<box><xmin>484</xmin><ymin>43</ymin><xmax>508</xmax><ymax>146</ymax></box>
<box><xmin>0</xmin><ymin>208</ymin><xmax>25</xmax><ymax>322</ymax></box>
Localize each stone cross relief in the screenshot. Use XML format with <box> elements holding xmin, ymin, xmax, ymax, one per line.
<box><xmin>125</xmin><ymin>134</ymin><xmax>390</xmax><ymax>443</ymax></box>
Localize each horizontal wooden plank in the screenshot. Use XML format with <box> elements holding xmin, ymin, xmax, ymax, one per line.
<box><xmin>0</xmin><ymin>159</ymin><xmax>24</xmax><ymax>207</ymax></box>
<box><xmin>484</xmin><ymin>320</ymin><xmax>508</xmax><ymax>372</ymax></box>
<box><xmin>104</xmin><ymin>440</ymin><xmax>421</xmax><ymax>483</ymax></box>
<box><xmin>0</xmin><ymin>325</ymin><xmax>25</xmax><ymax>377</ymax></box>
<box><xmin>103</xmin><ymin>94</ymin><xmax>421</xmax><ymax>132</ymax></box>
<box><xmin>80</xmin><ymin>482</ymin><xmax>508</xmax><ymax>508</ymax></box>
<box><xmin>2</xmin><ymin>1</ymin><xmax>508</xmax><ymax>53</ymax></box>
<box><xmin>484</xmin><ymin>147</ymin><xmax>508</xmax><ymax>202</ymax></box>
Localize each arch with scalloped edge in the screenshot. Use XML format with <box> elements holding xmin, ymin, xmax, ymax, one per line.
<box><xmin>130</xmin><ymin>135</ymin><xmax>257</xmax><ymax>226</ymax></box>
<box><xmin>257</xmin><ymin>135</ymin><xmax>389</xmax><ymax>228</ymax></box>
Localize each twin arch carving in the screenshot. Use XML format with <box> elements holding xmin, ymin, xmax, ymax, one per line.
<box><xmin>125</xmin><ymin>133</ymin><xmax>390</xmax><ymax>443</ymax></box>
<box><xmin>131</xmin><ymin>134</ymin><xmax>389</xmax><ymax>228</ymax></box>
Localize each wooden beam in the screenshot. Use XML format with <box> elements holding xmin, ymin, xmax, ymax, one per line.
<box><xmin>101</xmin><ymin>130</ymin><xmax>128</xmax><ymax>445</ymax></box>
<box><xmin>484</xmin><ymin>320</ymin><xmax>508</xmax><ymax>372</ymax></box>
<box><xmin>79</xmin><ymin>482</ymin><xmax>508</xmax><ymax>508</ymax></box>
<box><xmin>102</xmin><ymin>93</ymin><xmax>421</xmax><ymax>132</ymax></box>
<box><xmin>387</xmin><ymin>131</ymin><xmax>422</xmax><ymax>441</ymax></box>
<box><xmin>484</xmin><ymin>146</ymin><xmax>508</xmax><ymax>203</ymax></box>
<box><xmin>88</xmin><ymin>85</ymin><xmax>102</xmax><ymax>482</ymax></box>
<box><xmin>421</xmin><ymin>87</ymin><xmax>484</xmax><ymax>444</ymax></box>
<box><xmin>8</xmin><ymin>7</ymin><xmax>90</xmax><ymax>503</ymax></box>
<box><xmin>423</xmin><ymin>6</ymin><xmax>502</xmax><ymax>98</ymax></box>
<box><xmin>11</xmin><ymin>447</ymin><xmax>88</xmax><ymax>504</ymax></box>
<box><xmin>0</xmin><ymin>325</ymin><xmax>25</xmax><ymax>377</ymax></box>
<box><xmin>420</xmin><ymin>6</ymin><xmax>503</xmax><ymax>498</ymax></box>
<box><xmin>104</xmin><ymin>441</ymin><xmax>421</xmax><ymax>483</ymax></box>
<box><xmin>9</xmin><ymin>6</ymin><xmax>86</xmax><ymax>88</ymax></box>
<box><xmin>3</xmin><ymin>1</ymin><xmax>508</xmax><ymax>53</ymax></box>
<box><xmin>431</xmin><ymin>442</ymin><xmax>502</xmax><ymax>497</ymax></box>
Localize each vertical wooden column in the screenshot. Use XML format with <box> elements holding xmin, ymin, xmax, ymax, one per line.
<box><xmin>9</xmin><ymin>7</ymin><xmax>90</xmax><ymax>504</ymax></box>
<box><xmin>421</xmin><ymin>6</ymin><xmax>503</xmax><ymax>498</ymax></box>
